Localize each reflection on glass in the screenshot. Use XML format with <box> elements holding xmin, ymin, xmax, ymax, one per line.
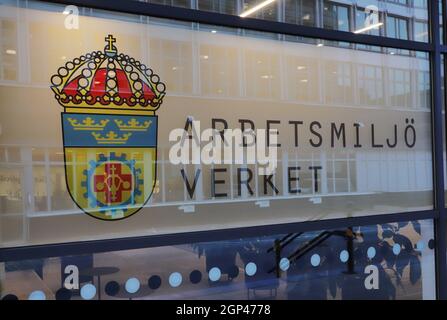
<box><xmin>241</xmin><ymin>0</ymin><xmax>278</xmax><ymax>21</ymax></box>
<box><xmin>0</xmin><ymin>220</ymin><xmax>436</xmax><ymax>300</ymax></box>
<box><xmin>49</xmin><ymin>165</ymin><xmax>73</xmax><ymax>211</ymax></box>
<box><xmin>0</xmin><ymin>167</ymin><xmax>23</xmax><ymax>214</ymax></box>
<box><xmin>148</xmin><ymin>0</ymin><xmax>190</xmax><ymax>8</ymax></box>
<box><xmin>198</xmin><ymin>0</ymin><xmax>239</xmax><ymax>15</ymax></box>
<box><xmin>323</xmin><ymin>1</ymin><xmax>350</xmax><ymax>32</ymax></box>
<box><xmin>0</xmin><ymin>1</ymin><xmax>434</xmax><ymax>248</ymax></box>
<box><xmin>146</xmin><ymin>0</ymin><xmax>429</xmax><ymax>43</ymax></box>
<box><xmin>284</xmin><ymin>0</ymin><xmax>315</xmax><ymax>27</ymax></box>
<box><xmin>387</xmin><ymin>15</ymin><xmax>409</xmax><ymax>40</ymax></box>
<box><xmin>0</xmin><ymin>19</ymin><xmax>18</xmax><ymax>81</ymax></box>
<box><xmin>414</xmin><ymin>21</ymin><xmax>429</xmax><ymax>43</ymax></box>
<box><xmin>33</xmin><ymin>166</ymin><xmax>48</xmax><ymax>212</ymax></box>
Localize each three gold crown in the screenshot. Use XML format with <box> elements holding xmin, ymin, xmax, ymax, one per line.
<box><xmin>68</xmin><ymin>117</ymin><xmax>109</xmax><ymax>130</ymax></box>
<box><xmin>114</xmin><ymin>119</ymin><xmax>152</xmax><ymax>131</ymax></box>
<box><xmin>92</xmin><ymin>131</ymin><xmax>132</xmax><ymax>144</ymax></box>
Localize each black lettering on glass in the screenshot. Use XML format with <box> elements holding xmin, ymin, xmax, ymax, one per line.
<box><xmin>404</xmin><ymin>118</ymin><xmax>416</xmax><ymax>148</ymax></box>
<box><xmin>289</xmin><ymin>120</ymin><xmax>303</xmax><ymax>147</ymax></box>
<box><xmin>371</xmin><ymin>124</ymin><xmax>383</xmax><ymax>148</ymax></box>
<box><xmin>211</xmin><ymin>168</ymin><xmax>227</xmax><ymax>198</ymax></box>
<box><xmin>211</xmin><ymin>118</ymin><xmax>228</xmax><ymax>142</ymax></box>
<box><xmin>237</xmin><ymin>168</ymin><xmax>254</xmax><ymax>196</ymax></box>
<box><xmin>308</xmin><ymin>166</ymin><xmax>322</xmax><ymax>193</ymax></box>
<box><xmin>239</xmin><ymin>119</ymin><xmax>256</xmax><ymax>147</ymax></box>
<box><xmin>267</xmin><ymin>120</ymin><xmax>281</xmax><ymax>147</ymax></box>
<box><xmin>263</xmin><ymin>174</ymin><xmax>279</xmax><ymax>195</ymax></box>
<box><xmin>386</xmin><ymin>124</ymin><xmax>398</xmax><ymax>148</ymax></box>
<box><xmin>180</xmin><ymin>169</ymin><xmax>201</xmax><ymax>199</ymax></box>
<box><xmin>331</xmin><ymin>122</ymin><xmax>346</xmax><ymax>148</ymax></box>
<box><xmin>288</xmin><ymin>167</ymin><xmax>301</xmax><ymax>194</ymax></box>
<box><xmin>353</xmin><ymin>123</ymin><xmax>362</xmax><ymax>148</ymax></box>
<box><xmin>309</xmin><ymin>121</ymin><xmax>322</xmax><ymax>147</ymax></box>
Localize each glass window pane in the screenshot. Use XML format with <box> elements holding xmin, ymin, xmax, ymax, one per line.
<box><xmin>0</xmin><ymin>219</ymin><xmax>436</xmax><ymax>300</ymax></box>
<box><xmin>163</xmin><ymin>0</ymin><xmax>430</xmax><ymax>43</ymax></box>
<box><xmin>140</xmin><ymin>0</ymin><xmax>430</xmax><ymax>43</ymax></box>
<box><xmin>284</xmin><ymin>0</ymin><xmax>315</xmax><ymax>27</ymax></box>
<box><xmin>0</xmin><ymin>19</ymin><xmax>18</xmax><ymax>81</ymax></box>
<box><xmin>198</xmin><ymin>0</ymin><xmax>238</xmax><ymax>15</ymax></box>
<box><xmin>323</xmin><ymin>1</ymin><xmax>349</xmax><ymax>31</ymax></box>
<box><xmin>0</xmin><ymin>1</ymin><xmax>433</xmax><ymax>249</ymax></box>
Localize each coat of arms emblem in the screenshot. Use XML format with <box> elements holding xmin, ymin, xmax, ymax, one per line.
<box><xmin>50</xmin><ymin>35</ymin><xmax>165</xmax><ymax>220</ymax></box>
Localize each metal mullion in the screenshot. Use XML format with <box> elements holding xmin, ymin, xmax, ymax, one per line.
<box><xmin>39</xmin><ymin>0</ymin><xmax>434</xmax><ymax>52</ymax></box>
<box><xmin>430</xmin><ymin>0</ymin><xmax>447</xmax><ymax>301</ymax></box>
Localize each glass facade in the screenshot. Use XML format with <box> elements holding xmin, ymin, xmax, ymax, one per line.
<box><xmin>147</xmin><ymin>0</ymin><xmax>429</xmax><ymax>42</ymax></box>
<box><xmin>0</xmin><ymin>0</ymin><xmax>446</xmax><ymax>301</ymax></box>
<box><xmin>0</xmin><ymin>219</ymin><xmax>436</xmax><ymax>300</ymax></box>
<box><xmin>0</xmin><ymin>1</ymin><xmax>433</xmax><ymax>247</ymax></box>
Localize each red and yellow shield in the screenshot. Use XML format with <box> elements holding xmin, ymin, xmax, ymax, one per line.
<box><xmin>50</xmin><ymin>35</ymin><xmax>165</xmax><ymax>220</ymax></box>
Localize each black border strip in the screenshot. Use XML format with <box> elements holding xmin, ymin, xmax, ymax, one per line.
<box><xmin>430</xmin><ymin>0</ymin><xmax>447</xmax><ymax>300</ymax></box>
<box><xmin>40</xmin><ymin>0</ymin><xmax>434</xmax><ymax>52</ymax></box>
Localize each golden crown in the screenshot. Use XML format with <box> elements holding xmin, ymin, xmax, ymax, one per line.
<box><xmin>114</xmin><ymin>118</ymin><xmax>152</xmax><ymax>131</ymax></box>
<box><xmin>50</xmin><ymin>35</ymin><xmax>166</xmax><ymax>114</ymax></box>
<box><xmin>92</xmin><ymin>131</ymin><xmax>132</xmax><ymax>144</ymax></box>
<box><xmin>67</xmin><ymin>117</ymin><xmax>109</xmax><ymax>130</ymax></box>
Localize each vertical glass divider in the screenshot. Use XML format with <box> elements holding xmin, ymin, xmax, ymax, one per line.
<box><xmin>430</xmin><ymin>0</ymin><xmax>447</xmax><ymax>300</ymax></box>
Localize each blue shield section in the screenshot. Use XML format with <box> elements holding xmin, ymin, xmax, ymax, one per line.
<box><xmin>62</xmin><ymin>113</ymin><xmax>157</xmax><ymax>148</ymax></box>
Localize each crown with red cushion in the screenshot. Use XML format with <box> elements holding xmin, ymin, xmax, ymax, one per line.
<box><xmin>50</xmin><ymin>35</ymin><xmax>165</xmax><ymax>113</ymax></box>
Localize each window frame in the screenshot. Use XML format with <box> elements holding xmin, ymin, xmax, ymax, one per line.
<box><xmin>0</xmin><ymin>0</ymin><xmax>446</xmax><ymax>300</ymax></box>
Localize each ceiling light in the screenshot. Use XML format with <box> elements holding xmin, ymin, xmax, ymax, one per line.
<box><xmin>353</xmin><ymin>22</ymin><xmax>383</xmax><ymax>34</ymax></box>
<box><xmin>6</xmin><ymin>49</ymin><xmax>16</xmax><ymax>55</ymax></box>
<box><xmin>240</xmin><ymin>0</ymin><xmax>277</xmax><ymax>18</ymax></box>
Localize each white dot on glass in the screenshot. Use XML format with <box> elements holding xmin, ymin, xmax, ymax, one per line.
<box><xmin>367</xmin><ymin>247</ymin><xmax>376</xmax><ymax>259</ymax></box>
<box><xmin>80</xmin><ymin>284</ymin><xmax>96</xmax><ymax>300</ymax></box>
<box><xmin>416</xmin><ymin>241</ymin><xmax>425</xmax><ymax>251</ymax></box>
<box><xmin>245</xmin><ymin>262</ymin><xmax>257</xmax><ymax>276</ymax></box>
<box><xmin>169</xmin><ymin>272</ymin><xmax>182</xmax><ymax>288</ymax></box>
<box><xmin>311</xmin><ymin>254</ymin><xmax>321</xmax><ymax>267</ymax></box>
<box><xmin>392</xmin><ymin>244</ymin><xmax>401</xmax><ymax>255</ymax></box>
<box><xmin>28</xmin><ymin>290</ymin><xmax>46</xmax><ymax>300</ymax></box>
<box><xmin>125</xmin><ymin>277</ymin><xmax>140</xmax><ymax>294</ymax></box>
<box><xmin>340</xmin><ymin>250</ymin><xmax>349</xmax><ymax>263</ymax></box>
<box><xmin>279</xmin><ymin>258</ymin><xmax>290</xmax><ymax>271</ymax></box>
<box><xmin>209</xmin><ymin>267</ymin><xmax>221</xmax><ymax>282</ymax></box>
